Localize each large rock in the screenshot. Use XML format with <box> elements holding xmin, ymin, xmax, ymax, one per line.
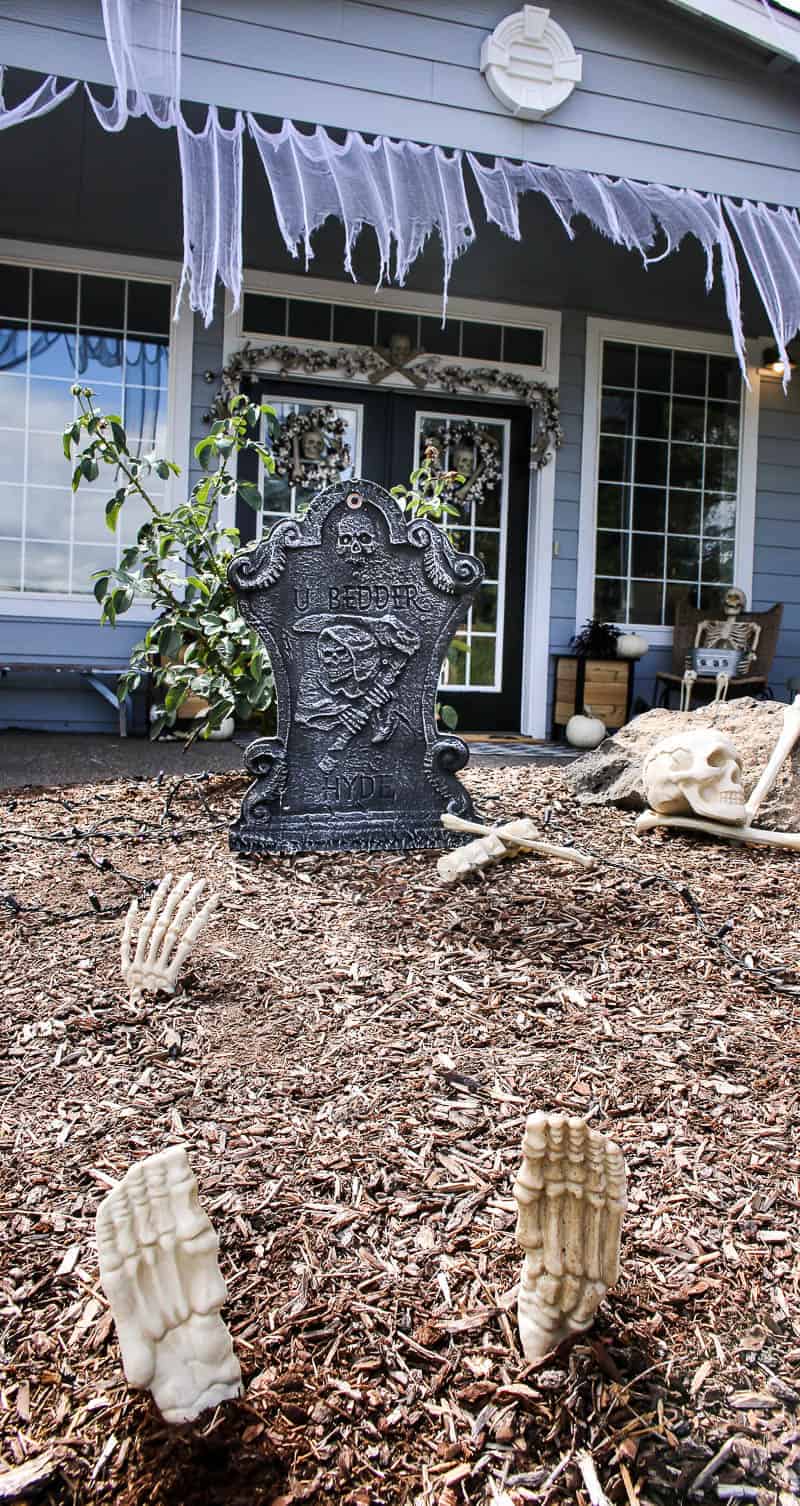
<box><xmin>566</xmin><ymin>697</ymin><xmax>800</xmax><ymax>831</ymax></box>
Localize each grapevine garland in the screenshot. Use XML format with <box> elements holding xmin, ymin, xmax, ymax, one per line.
<box><xmin>212</xmin><ymin>340</ymin><xmax>563</xmax><ymax>468</ymax></box>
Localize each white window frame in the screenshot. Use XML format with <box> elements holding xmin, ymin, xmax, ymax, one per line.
<box><xmin>0</xmin><ymin>239</ymin><xmax>194</xmax><ymax>622</ymax></box>
<box><xmin>223</xmin><ymin>274</ymin><xmax>561</xmax><ymax>737</ymax></box>
<box><xmin>576</xmin><ymin>316</ymin><xmax>760</xmax><ymax>647</ymax></box>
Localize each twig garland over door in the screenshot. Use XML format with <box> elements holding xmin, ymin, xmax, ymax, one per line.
<box><xmin>213</xmin><ymin>340</ymin><xmax>564</xmax><ymax>468</ymax></box>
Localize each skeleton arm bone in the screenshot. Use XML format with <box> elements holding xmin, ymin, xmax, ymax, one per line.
<box><xmin>636</xmin><ymin>809</ymin><xmax>800</xmax><ymax>850</ymax></box>
<box><xmin>744</xmin><ymin>694</ymin><xmax>800</xmax><ymax>823</ymax></box>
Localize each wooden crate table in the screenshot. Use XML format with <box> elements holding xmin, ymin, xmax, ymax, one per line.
<box><xmin>551</xmin><ymin>655</ymin><xmax>633</xmax><ymax>738</ymax></box>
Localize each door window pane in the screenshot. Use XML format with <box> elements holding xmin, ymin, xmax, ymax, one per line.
<box><xmin>0</xmin><ymin>261</ymin><xmax>173</xmax><ymax>596</ymax></box>
<box><xmin>473</xmin><ymin>529</ymin><xmax>499</xmax><ymax>578</ymax></box>
<box><xmin>416</xmin><ymin>410</ymin><xmax>510</xmax><ymax>693</ymax></box>
<box><xmin>593</xmin><ymin>337</ymin><xmax>742</xmax><ymax>625</ymax></box>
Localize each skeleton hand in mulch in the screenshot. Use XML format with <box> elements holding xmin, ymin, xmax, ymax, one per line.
<box><xmin>121</xmin><ymin>873</ymin><xmax>220</xmax><ymax>1001</ymax></box>
<box><xmin>96</xmin><ymin>1146</ymin><xmax>242</xmax><ymax>1423</ymax></box>
<box><xmin>513</xmin><ymin>1113</ymin><xmax>627</xmax><ymax>1361</ymax></box>
<box><xmin>437</xmin><ymin>814</ymin><xmax>595</xmax><ymax>883</ymax></box>
<box><xmin>637</xmin><ymin>695</ymin><xmax>800</xmax><ymax>851</ymax></box>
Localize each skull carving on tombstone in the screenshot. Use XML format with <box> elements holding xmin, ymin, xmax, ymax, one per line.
<box><xmin>336</xmin><ymin>511</ymin><xmax>379</xmax><ymax>567</ymax></box>
<box><xmin>642</xmin><ymin>729</ymin><xmax>747</xmax><ymax>825</ymax></box>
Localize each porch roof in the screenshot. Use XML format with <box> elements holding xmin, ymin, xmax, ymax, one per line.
<box><xmin>665</xmin><ymin>0</ymin><xmax>800</xmax><ymax>62</ymax></box>
<box><xmin>6</xmin><ymin>59</ymin><xmax>800</xmax><ymax>382</ymax></box>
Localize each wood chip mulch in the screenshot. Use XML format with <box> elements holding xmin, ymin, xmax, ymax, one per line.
<box><xmin>1</xmin><ymin>764</ymin><xmax>799</xmax><ymax>1506</ymax></box>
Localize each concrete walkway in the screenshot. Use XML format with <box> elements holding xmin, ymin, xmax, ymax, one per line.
<box><xmin>0</xmin><ymin>731</ymin><xmax>576</xmax><ymax>790</ymax></box>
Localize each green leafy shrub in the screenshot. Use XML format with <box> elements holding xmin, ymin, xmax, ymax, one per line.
<box><xmin>65</xmin><ymin>385</ymin><xmax>276</xmax><ymax>742</ymax></box>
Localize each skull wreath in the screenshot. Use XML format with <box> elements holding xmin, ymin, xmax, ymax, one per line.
<box><xmin>642</xmin><ymin>729</ymin><xmax>747</xmax><ymax>825</ymax></box>
<box><xmin>336</xmin><ymin>509</ymin><xmax>380</xmax><ymax>567</ymax></box>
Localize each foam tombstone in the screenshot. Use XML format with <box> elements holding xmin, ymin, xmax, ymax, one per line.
<box><xmin>227</xmin><ymin>479</ymin><xmax>484</xmax><ymax>853</ymax></box>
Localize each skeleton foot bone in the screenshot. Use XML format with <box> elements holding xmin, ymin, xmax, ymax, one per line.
<box><xmin>121</xmin><ymin>873</ymin><xmax>220</xmax><ymax>1001</ymax></box>
<box><xmin>513</xmin><ymin>1113</ymin><xmax>627</xmax><ymax>1361</ymax></box>
<box><xmin>96</xmin><ymin>1146</ymin><xmax>242</xmax><ymax>1423</ymax></box>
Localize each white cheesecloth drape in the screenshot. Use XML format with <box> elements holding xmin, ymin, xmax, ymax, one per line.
<box><xmin>87</xmin><ymin>0</ymin><xmax>181</xmax><ymax>130</ymax></box>
<box><xmin>0</xmin><ymin>68</ymin><xmax>77</xmax><ymax>129</ymax></box>
<box><xmin>5</xmin><ymin>0</ymin><xmax>800</xmax><ymax>373</ymax></box>
<box><xmin>249</xmin><ymin>118</ymin><xmax>475</xmax><ymax>302</ymax></box>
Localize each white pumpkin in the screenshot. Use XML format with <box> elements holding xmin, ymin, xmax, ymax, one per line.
<box><xmin>566</xmin><ymin>711</ymin><xmax>607</xmax><ymax>750</ymax></box>
<box><xmin>616</xmin><ymin>632</ymin><xmax>649</xmax><ymax>660</ymax></box>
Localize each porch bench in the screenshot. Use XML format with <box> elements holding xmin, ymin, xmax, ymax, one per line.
<box><xmin>0</xmin><ymin>662</ymin><xmax>134</xmax><ymax>736</ymax></box>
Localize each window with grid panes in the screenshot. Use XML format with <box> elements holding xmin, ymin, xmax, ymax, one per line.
<box><xmin>594</xmin><ymin>340</ymin><xmax>742</xmax><ymax>627</ymax></box>
<box><xmin>0</xmin><ymin>263</ymin><xmax>172</xmax><ymax>596</ymax></box>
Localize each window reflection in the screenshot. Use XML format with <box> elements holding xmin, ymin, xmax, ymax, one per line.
<box><xmin>0</xmin><ymin>264</ymin><xmax>172</xmax><ymax>596</ymax></box>
<box><xmin>595</xmin><ymin>340</ymin><xmax>741</xmax><ymax>626</ymax></box>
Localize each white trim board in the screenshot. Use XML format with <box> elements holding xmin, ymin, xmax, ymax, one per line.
<box><xmin>665</xmin><ymin>0</ymin><xmax>800</xmax><ymax>62</ymax></box>
<box><xmin>576</xmin><ymin>316</ymin><xmax>760</xmax><ymax>650</ymax></box>
<box><xmin>225</xmin><ymin>281</ymin><xmax>562</xmax><ymax>738</ymax></box>
<box><xmin>0</xmin><ymin>238</ymin><xmax>194</xmax><ymax>624</ymax></box>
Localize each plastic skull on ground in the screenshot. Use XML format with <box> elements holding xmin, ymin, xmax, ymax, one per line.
<box><xmin>642</xmin><ymin>728</ymin><xmax>747</xmax><ymax>825</ymax></box>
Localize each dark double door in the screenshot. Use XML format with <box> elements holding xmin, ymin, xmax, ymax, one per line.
<box><xmin>238</xmin><ymin>379</ymin><xmax>532</xmax><ymax>732</ymax></box>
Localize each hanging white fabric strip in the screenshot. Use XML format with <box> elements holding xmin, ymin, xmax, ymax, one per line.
<box><xmin>0</xmin><ymin>69</ymin><xmax>77</xmax><ymax>130</ymax></box>
<box><xmin>88</xmin><ymin>0</ymin><xmax>181</xmax><ymax>131</ymax></box>
<box><xmin>724</xmin><ymin>198</ymin><xmax>800</xmax><ymax>384</ymax></box>
<box><xmin>467</xmin><ymin>152</ymin><xmax>748</xmax><ymax>374</ymax></box>
<box><xmin>176</xmin><ymin>107</ymin><xmax>244</xmax><ymax>325</ymax></box>
<box><xmin>248</xmin><ymin>118</ymin><xmax>473</xmax><ymax>306</ymax></box>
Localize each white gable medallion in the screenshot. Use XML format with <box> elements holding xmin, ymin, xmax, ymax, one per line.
<box><xmin>480</xmin><ymin>7</ymin><xmax>582</xmax><ymax>120</ymax></box>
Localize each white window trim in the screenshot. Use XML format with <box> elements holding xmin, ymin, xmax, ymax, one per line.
<box><xmin>223</xmin><ymin>278</ymin><xmax>561</xmax><ymax>738</ymax></box>
<box><xmin>0</xmin><ymin>238</ymin><xmax>194</xmax><ymax>623</ymax></box>
<box><xmin>576</xmin><ymin>316</ymin><xmax>760</xmax><ymax>649</ymax></box>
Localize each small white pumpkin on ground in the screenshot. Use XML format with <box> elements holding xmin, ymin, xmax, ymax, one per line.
<box><xmin>566</xmin><ymin>708</ymin><xmax>607</xmax><ymax>750</ymax></box>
